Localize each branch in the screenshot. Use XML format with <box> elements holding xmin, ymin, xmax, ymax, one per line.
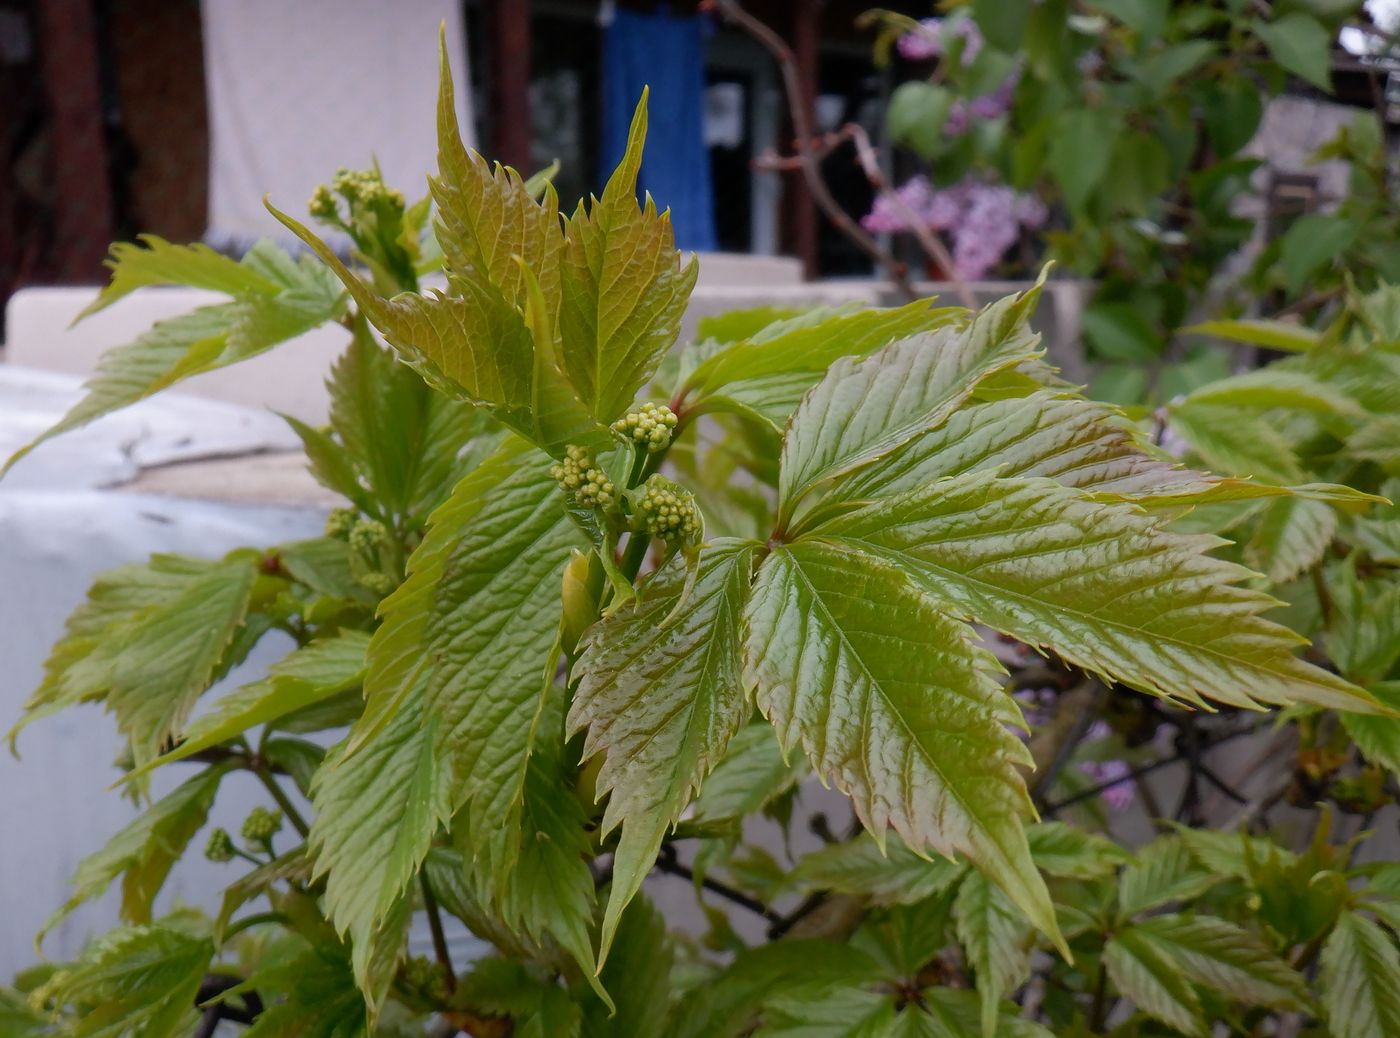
<box><xmin>656</xmin><ymin>846</ymin><xmax>784</xmax><ymax>926</ymax></box>
<box><xmin>845</xmin><ymin>122</ymin><xmax>978</xmax><ymax>309</ymax></box>
<box><xmin>420</xmin><ymin>872</ymin><xmax>457</xmax><ymax>994</ymax></box>
<box><xmin>709</xmin><ymin>0</ymin><xmax>917</xmax><ymax>299</ymax></box>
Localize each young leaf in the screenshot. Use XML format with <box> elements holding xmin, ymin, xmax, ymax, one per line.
<box><xmin>690</xmin><ymin>720</ymin><xmax>807</xmax><ymax>824</ymax></box>
<box><xmin>559</xmin><ymin>91</ymin><xmax>698</xmax><ymax>422</ymax></box>
<box><xmin>214</xmin><ymin>848</ymin><xmax>312</xmax><ymax>942</ymax></box>
<box><xmin>1104</xmin><ymin>926</ymin><xmax>1206</xmax><ymax>1037</ymax></box>
<box><xmin>362</xmin><ymin>438</ymin><xmax>579</xmax><ymax>848</ymax></box>
<box><xmin>128</xmin><ymin>630</ymin><xmax>369</xmax><ymax>779</ymax></box>
<box><xmin>77</xmin><ymin>234</ymin><xmax>277</xmax><ymax>316</ymax></box>
<box><xmin>41</xmin><ymin>765</ymin><xmax>228</xmax><ymax>941</ymax></box>
<box><xmin>1185</xmin><ymin>317</ymin><xmax>1321</xmax><ymax>353</ymax></box>
<box><xmin>46</xmin><ymin>925</ymin><xmax>213</xmax><ymax>1038</ymax></box>
<box><xmin>1026</xmin><ymin>821</ymin><xmax>1129</xmax><ymax>879</ymax></box>
<box><xmin>817</xmin><ymin>469</ymin><xmax>1378</xmax><ymax>713</ymax></box>
<box><xmin>307</xmin><ymin>679</ymin><xmax>449</xmax><ymax>986</ymax></box>
<box><xmin>919</xmin><ymin>988</ymin><xmax>1055</xmax><ymax>1038</ymax></box>
<box><xmin>100</xmin><ymin>555</ymin><xmax>259</xmax><ymax>769</ymax></box>
<box><xmin>954</xmin><ymin>870</ymin><xmax>1034</xmax><ymax>1037</ymax></box>
<box><xmin>1179</xmin><ymin>369</ymin><xmax>1361</xmax><ymax>416</ymax></box>
<box><xmin>744</xmin><ymin>539</ymin><xmax>1061</xmax><ymax>953</ymax></box>
<box><xmin>678</xmin><ymin>302</ymin><xmax>957</xmax><ymax>427</ymax></box>
<box><xmin>240</xmin><ymin>941</ymin><xmax>370</xmax><ymax>1038</ymax></box>
<box><xmin>1118</xmin><ymin>837</ymin><xmax>1222</xmax><ymax>919</ymax></box>
<box><xmin>570</xmin><ymin>540</ymin><xmax>760</xmax><ymax>959</ymax></box>
<box><xmin>1168</xmin><ymin>402</ymin><xmax>1305</xmax><ymax>485</ymax></box>
<box><xmin>1253</xmin><ymin>12</ymin><xmax>1333</xmax><ymax>91</ymax></box>
<box><xmin>778</xmin><ymin>290</ymin><xmax>1042</xmax><ymax>522</ymax></box>
<box><xmin>459</xmin><ymin>959</ymin><xmax>581</xmax><ymax>1038</ymax></box>
<box><xmin>1320</xmin><ymin>909</ymin><xmax>1400</xmax><ymax>1038</ymax></box>
<box><xmin>1127</xmin><ymin>914</ymin><xmax>1305</xmax><ymax>1008</ymax></box>
<box><xmin>755</xmin><ymin>984</ymin><xmax>897</xmax><ymax>1037</ymax></box>
<box><xmin>582</xmin><ymin>893</ymin><xmax>674</xmax><ymax>1038</ymax></box>
<box><xmin>790</xmin><ymin>833</ymin><xmax>966</xmax><ymax>906</ymax></box>
<box><xmin>5</xmin><ymin>253</ymin><xmax>345</xmax><ymax>474</ymax></box>
<box><xmin>1245</xmin><ymin>496</ymin><xmax>1338</xmax><ymax>584</ymax></box>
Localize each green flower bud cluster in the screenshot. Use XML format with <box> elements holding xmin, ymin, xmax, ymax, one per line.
<box><xmin>241</xmin><ymin>807</ymin><xmax>283</xmax><ymax>844</ymax></box>
<box><xmin>402</xmin><ymin>955</ymin><xmax>451</xmax><ymax>1001</ymax></box>
<box><xmin>349</xmin><ymin>518</ymin><xmax>390</xmax><ymax>557</ymax></box>
<box><xmin>331</xmin><ymin>167</ymin><xmax>405</xmax><ymax>210</ymax></box>
<box><xmin>611</xmin><ymin>401</ymin><xmax>678</xmax><ymax>452</ymax></box>
<box><xmin>358</xmin><ymin>571</ymin><xmax>397</xmax><ymax>597</ymax></box>
<box><xmin>636</xmin><ymin>475</ymin><xmax>700</xmax><ymax>542</ymax></box>
<box><xmin>308</xmin><ymin>183</ymin><xmax>339</xmax><ymax>221</ymax></box>
<box><xmin>204</xmin><ymin>828</ymin><xmax>235</xmax><ymax>863</ymax></box>
<box><xmin>325</xmin><ymin>506</ymin><xmax>358</xmax><ymax>539</ymax></box>
<box><xmin>550</xmin><ymin>445</ymin><xmax>616</xmax><ymax>509</ymax></box>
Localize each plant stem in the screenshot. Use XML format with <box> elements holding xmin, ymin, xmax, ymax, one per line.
<box><xmin>221</xmin><ymin>911</ymin><xmax>289</xmax><ymax>942</ymax></box>
<box><xmin>420</xmin><ymin>872</ymin><xmax>457</xmax><ymax>993</ymax></box>
<box><xmin>252</xmin><ymin>765</ymin><xmax>310</xmax><ymax>839</ymax></box>
<box><xmin>618</xmin><ymin>531</ymin><xmax>652</xmax><ymax>584</ymax></box>
<box><xmin>655</xmin><ymin>846</ymin><xmax>784</xmax><ymax>926</ymax></box>
<box><xmin>1088</xmin><ymin>961</ymin><xmax>1110</xmax><ymax>1032</ymax></box>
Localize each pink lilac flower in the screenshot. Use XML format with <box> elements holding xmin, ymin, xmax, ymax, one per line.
<box><xmin>896</xmin><ymin>17</ymin><xmax>984</xmax><ymax>65</ymax></box>
<box><xmin>1079</xmin><ymin>758</ymin><xmax>1136</xmax><ymax>812</ymax></box>
<box><xmin>861</xmin><ymin>175</ymin><xmax>1048</xmax><ymax>280</ymax></box>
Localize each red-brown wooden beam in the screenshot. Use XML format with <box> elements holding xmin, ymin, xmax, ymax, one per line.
<box><xmin>486</xmin><ymin>0</ymin><xmax>532</xmax><ymax>173</ymax></box>
<box><xmin>784</xmin><ymin>0</ymin><xmax>820</xmax><ymax>279</ymax></box>
<box><xmin>34</xmin><ymin>0</ymin><xmax>116</xmax><ymax>282</ymax></box>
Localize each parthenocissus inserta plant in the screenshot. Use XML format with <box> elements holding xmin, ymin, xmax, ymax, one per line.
<box><xmin>6</xmin><ymin>25</ymin><xmax>1400</xmax><ymax>1038</ymax></box>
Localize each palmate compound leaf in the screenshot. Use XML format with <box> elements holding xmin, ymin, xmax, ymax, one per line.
<box><xmin>777</xmin><ymin>289</ymin><xmax>1045</xmax><ymax>526</ymax></box>
<box><xmin>570</xmin><ymin>539</ymin><xmax>759</xmax><ymax>960</ymax></box>
<box><xmin>268</xmin><ymin>39</ymin><xmax>615</xmax><ymax>456</ymax></box>
<box><xmin>309</xmin><ymin>438</ymin><xmax>585</xmax><ymax>991</ymax></box>
<box><xmin>46</xmin><ymin>924</ymin><xmax>213</xmax><ymax>1038</ymax></box>
<box><xmin>816</xmin><ymin>468</ymin><xmax>1379</xmax><ymax>714</ymax></box>
<box><xmin>1104</xmin><ymin>926</ymin><xmax>1207</xmax><ymax>1037</ymax></box>
<box><xmin>1125</xmin><ymin>914</ymin><xmax>1306</xmax><ymax>1009</ymax></box>
<box><xmin>10</xmin><ymin>552</ymin><xmax>260</xmax><ymax>770</ymax></box>
<box><xmin>673</xmin><ymin>302</ymin><xmax>961</xmax><ymax>430</ymax></box>
<box><xmin>954</xmin><ymin>870</ymin><xmax>1034</xmax><ymax>1037</ymax></box>
<box><xmin>559</xmin><ymin>88</ymin><xmax>698</xmax><ymax>422</ymax></box>
<box><xmin>743</xmin><ymin>539</ymin><xmax>1063</xmax><ymax>954</ymax></box>
<box><xmin>124</xmin><ymin>630</ymin><xmax>369</xmax><ymax>781</ymax></box>
<box><xmin>3</xmin><ymin>241</ymin><xmax>346</xmax><ymax>475</ymax></box>
<box><xmin>41</xmin><ymin>764</ymin><xmax>229</xmax><ymax>942</ymax></box>
<box><xmin>1320</xmin><ymin>908</ymin><xmax>1400</xmax><ymax>1038</ymax></box>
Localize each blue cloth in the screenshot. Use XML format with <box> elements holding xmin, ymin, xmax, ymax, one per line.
<box><xmin>601</xmin><ymin>8</ymin><xmax>717</xmax><ymax>252</ymax></box>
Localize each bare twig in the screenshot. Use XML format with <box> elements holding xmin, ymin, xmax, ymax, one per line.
<box><xmin>710</xmin><ymin>0</ymin><xmax>918</xmax><ymax>299</ymax></box>
<box><xmin>845</xmin><ymin>121</ymin><xmax>978</xmax><ymax>309</ymax></box>
<box><xmin>420</xmin><ymin>873</ymin><xmax>457</xmax><ymax>994</ymax></box>
<box><xmin>656</xmin><ymin>845</ymin><xmax>785</xmax><ymax>926</ymax></box>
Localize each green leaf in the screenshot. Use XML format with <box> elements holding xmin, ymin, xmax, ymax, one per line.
<box><xmin>1105</xmin><ymin>926</ymin><xmax>1206</xmax><ymax>1037</ymax></box>
<box><xmin>321</xmin><ymin>317</ymin><xmax>492</xmax><ymax>521</ymax></box>
<box><xmin>1118</xmin><ymin>837</ymin><xmax>1222</xmax><ymax>918</ymax></box>
<box><xmin>818</xmin><ymin>469</ymin><xmax>1376</xmax><ymax>712</ymax></box>
<box><xmin>1026</xmin><ymin>821</ymin><xmax>1129</xmax><ymax>878</ymax></box>
<box><xmin>1049</xmin><ymin>108</ymin><xmax>1117</xmax><ymax>212</ymax></box>
<box><xmin>1279</xmin><ymin>214</ymin><xmax>1357</xmax><ymax>294</ymax></box>
<box><xmin>831</xmin><ymin>390</ymin><xmax>1221</xmax><ymax>510</ymax></box>
<box><xmin>13</xmin><ymin>552</ymin><xmax>258</xmax><ymax>769</ymax></box>
<box><xmin>76</xmin><ymin>233</ymin><xmax>280</xmax><ymax>319</ymax></box>
<box><xmin>1253</xmin><ymin>12</ymin><xmax>1334</xmax><ymax>90</ymax></box>
<box><xmin>307</xmin><ymin>680</ymin><xmax>449</xmax><ymax>986</ymax></box>
<box><xmin>1320</xmin><ymin>909</ymin><xmax>1400</xmax><ymax>1038</ymax></box>
<box><xmin>42</xmin><ymin>765</ymin><xmax>227</xmax><ymax>941</ymax></box>
<box><xmin>214</xmin><ymin>848</ymin><xmax>312</xmax><ymax>942</ymax></box>
<box><xmin>459</xmin><ymin>960</ymin><xmax>580</xmax><ymax>1038</ymax></box>
<box><xmin>778</xmin><ymin>289</ymin><xmax>1043</xmax><ymax>523</ymax></box>
<box><xmin>46</xmin><ymin>925</ymin><xmax>213</xmax><ymax>1038</ymax></box>
<box><xmin>973</xmin><ymin>0</ymin><xmax>1032</xmax><ymax>49</ymax></box>
<box><xmin>1180</xmin><ymin>369</ymin><xmax>1361</xmax><ymax>415</ymax></box>
<box><xmin>1342</xmin><ymin>683</ymin><xmax>1400</xmax><ymax>779</ymax></box>
<box><xmin>1081</xmin><ymin>301</ymin><xmax>1162</xmax><ymax>362</ymax></box>
<box><xmin>559</xmin><ymin>91</ymin><xmax>697</xmax><ymax>421</ymax></box>
<box><xmin>6</xmin><ymin>255</ymin><xmax>345</xmax><ymax>474</ymax></box>
<box><xmin>130</xmin><ymin>631</ymin><xmax>369</xmax><ymax>779</ymax></box>
<box><xmin>582</xmin><ymin>893</ymin><xmax>673</xmax><ymax>1038</ymax></box>
<box><xmin>887</xmin><ymin>82</ymin><xmax>955</xmax><ymax>160</ymax></box>
<box><xmin>744</xmin><ymin>539</ymin><xmax>1060</xmax><ymax>952</ymax></box>
<box><xmin>1185</xmin><ymin>318</ymin><xmax>1319</xmax><ymax>353</ymax></box>
<box><xmin>919</xmin><ymin>987</ymin><xmax>1055</xmax><ymax>1038</ymax></box>
<box><xmin>1128</xmin><ymin>914</ymin><xmax>1306</xmax><ymax>1008</ymax></box>
<box><xmin>1204</xmin><ymin>78</ymin><xmax>1265</xmax><ymax>157</ymax></box>
<box><xmin>570</xmin><ymin>540</ymin><xmax>759</xmax><ymax>957</ymax></box>
<box><xmin>241</xmin><ymin>941</ymin><xmax>369</xmax><ymax>1038</ymax></box>
<box><xmin>680</xmin><ymin>301</ymin><xmax>955</xmax><ymax>428</ymax></box>
<box><xmin>790</xmin><ymin>833</ymin><xmax>966</xmax><ymax>906</ymax></box>
<box><xmin>756</xmin><ymin>985</ymin><xmax>896</xmax><ymax>1037</ymax></box>
<box><xmin>102</xmin><ymin>555</ymin><xmax>259</xmax><ymax>769</ymax></box>
<box><xmin>362</xmin><ymin>437</ymin><xmax>578</xmax><ymax>864</ymax></box>
<box><xmin>954</xmin><ymin>870</ymin><xmax>1033</xmax><ymax>1037</ymax></box>
<box><xmin>1087</xmin><ymin>0</ymin><xmax>1167</xmax><ymax>38</ymax></box>
<box><xmin>1245</xmin><ymin>496</ymin><xmax>1338</xmax><ymax>584</ymax></box>
<box><xmin>690</xmin><ymin>720</ymin><xmax>807</xmax><ymax>824</ymax></box>
<box><xmin>1169</xmin><ymin>824</ymin><xmax>1297</xmax><ymax>878</ymax></box>
<box><xmin>1326</xmin><ymin>561</ymin><xmax>1400</xmax><ymax>683</ymax></box>
<box><xmin>1168</xmin><ymin>402</ymin><xmax>1305</xmax><ymax>484</ymax></box>
<box><xmin>459</xmin><ymin>681</ymin><xmax>600</xmax><ymax>986</ymax></box>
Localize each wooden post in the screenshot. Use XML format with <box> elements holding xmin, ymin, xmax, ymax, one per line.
<box><xmin>785</xmin><ymin>0</ymin><xmax>820</xmax><ymax>278</ymax></box>
<box><xmin>487</xmin><ymin>0</ymin><xmax>532</xmax><ymax>173</ymax></box>
<box><xmin>34</xmin><ymin>0</ymin><xmax>116</xmax><ymax>282</ymax></box>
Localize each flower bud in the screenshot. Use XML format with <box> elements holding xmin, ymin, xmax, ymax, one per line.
<box><xmin>240</xmin><ymin>807</ymin><xmax>283</xmax><ymax>844</ymax></box>
<box><xmin>204</xmin><ymin>828</ymin><xmax>235</xmax><ymax>863</ymax></box>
